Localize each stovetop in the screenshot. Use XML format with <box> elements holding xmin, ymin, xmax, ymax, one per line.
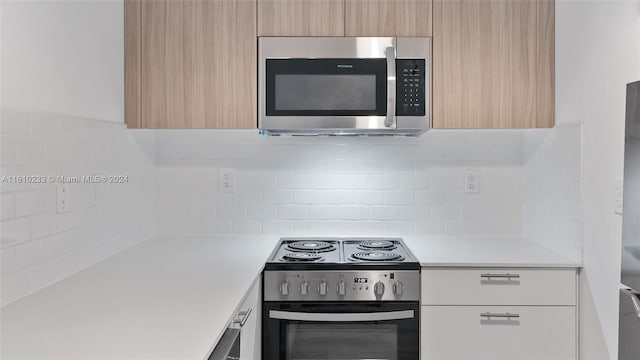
<box><xmin>265</xmin><ymin>237</ymin><xmax>420</xmax><ymax>271</ymax></box>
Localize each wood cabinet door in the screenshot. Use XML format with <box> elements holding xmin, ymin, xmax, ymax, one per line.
<box><xmin>257</xmin><ymin>0</ymin><xmax>345</xmax><ymax>36</ymax></box>
<box><xmin>139</xmin><ymin>0</ymin><xmax>256</xmax><ymax>128</ymax></box>
<box><xmin>421</xmin><ymin>306</ymin><xmax>576</xmax><ymax>360</ymax></box>
<box><xmin>432</xmin><ymin>0</ymin><xmax>554</xmax><ymax>128</ymax></box>
<box><xmin>345</xmin><ymin>0</ymin><xmax>432</xmax><ymax>36</ymax></box>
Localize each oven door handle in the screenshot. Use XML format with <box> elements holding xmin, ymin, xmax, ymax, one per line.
<box><xmin>269</xmin><ymin>309</ymin><xmax>414</xmax><ymax>322</ymax></box>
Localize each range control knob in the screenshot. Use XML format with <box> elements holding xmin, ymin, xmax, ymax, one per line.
<box><xmin>393</xmin><ymin>281</ymin><xmax>403</xmax><ymax>296</ymax></box>
<box><xmin>337</xmin><ymin>280</ymin><xmax>346</xmax><ymax>296</ymax></box>
<box><xmin>300</xmin><ymin>280</ymin><xmax>309</xmax><ymax>296</ymax></box>
<box><xmin>280</xmin><ymin>280</ymin><xmax>290</xmax><ymax>296</ymax></box>
<box><xmin>374</xmin><ymin>281</ymin><xmax>385</xmax><ymax>297</ymax></box>
<box><xmin>318</xmin><ymin>279</ymin><xmax>328</xmax><ymax>296</ymax></box>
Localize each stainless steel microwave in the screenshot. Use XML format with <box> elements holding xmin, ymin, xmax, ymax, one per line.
<box><xmin>258</xmin><ymin>37</ymin><xmax>431</xmax><ymax>136</ymax></box>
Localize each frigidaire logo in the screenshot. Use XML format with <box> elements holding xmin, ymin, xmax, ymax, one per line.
<box><xmin>336</xmin><ymin>64</ymin><xmax>353</xmax><ymax>68</ymax></box>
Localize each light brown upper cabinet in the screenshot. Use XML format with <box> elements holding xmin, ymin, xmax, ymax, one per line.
<box><xmin>432</xmin><ymin>0</ymin><xmax>554</xmax><ymax>128</ymax></box>
<box><xmin>257</xmin><ymin>0</ymin><xmax>345</xmax><ymax>36</ymax></box>
<box><xmin>345</xmin><ymin>0</ymin><xmax>432</xmax><ymax>36</ymax></box>
<box><xmin>125</xmin><ymin>0</ymin><xmax>256</xmax><ymax>129</ymax></box>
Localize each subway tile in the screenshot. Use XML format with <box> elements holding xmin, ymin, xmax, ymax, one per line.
<box><xmin>370</xmin><ymin>206</ymin><xmax>399</xmax><ymax>221</ymax></box>
<box><xmin>384</xmin><ymin>191</ymin><xmax>414</xmax><ymax>205</ymax></box>
<box><xmin>14</xmin><ymin>188</ymin><xmax>53</xmax><ymax>217</ymax></box>
<box><xmin>428</xmin><ymin>173</ymin><xmax>463</xmax><ymax>192</ymax></box>
<box><xmin>30</xmin><ymin>213</ymin><xmax>58</xmax><ymax>239</ymax></box>
<box><xmin>278</xmin><ymin>174</ymin><xmax>309</xmax><ymax>189</ymax></box>
<box><xmin>0</xmin><ymin>217</ymin><xmax>30</xmax><ymax>245</ymax></box>
<box><xmin>263</xmin><ymin>220</ymin><xmax>294</xmax><ymax>235</ymax></box>
<box><xmin>445</xmin><ymin>222</ymin><xmax>476</xmax><ymax>236</ymax></box>
<box><xmin>398</xmin><ymin>206</ymin><xmax>430</xmax><ymax>221</ymax></box>
<box><xmin>293</xmin><ymin>221</ymin><xmax>384</xmax><ymax>235</ymax></box>
<box><xmin>263</xmin><ymin>191</ymin><xmax>294</xmax><ymax>204</ymax></box>
<box><xmin>430</xmin><ymin>207</ymin><xmax>460</xmax><ymax>221</ymax></box>
<box><xmin>308</xmin><ymin>205</ymin><xmax>368</xmax><ymax>220</ymax></box>
<box><xmin>278</xmin><ymin>205</ymin><xmax>308</xmax><ymax>220</ymax></box>
<box><xmin>367</xmin><ymin>175</ymin><xmax>399</xmax><ymax>190</ymax></box>
<box><xmin>294</xmin><ymin>190</ymin><xmax>353</xmax><ymax>205</ymax></box>
<box><xmin>415</xmin><ymin>221</ymin><xmax>445</xmax><ymax>235</ymax></box>
<box><xmin>352</xmin><ymin>191</ymin><xmax>384</xmax><ymax>205</ymax></box>
<box><xmin>1</xmin><ymin>193</ymin><xmax>15</xmax><ymax>220</ymax></box>
<box><xmin>309</xmin><ymin>174</ymin><xmax>368</xmax><ymax>189</ymax></box>
<box><xmin>247</xmin><ymin>205</ymin><xmax>278</xmax><ymax>220</ymax></box>
<box><xmin>383</xmin><ymin>222</ymin><xmax>416</xmax><ymax>236</ymax></box>
<box><xmin>399</xmin><ymin>175</ymin><xmax>428</xmax><ymax>190</ymax></box>
<box><xmin>232</xmin><ymin>220</ymin><xmax>262</xmax><ymax>234</ymax></box>
<box><xmin>415</xmin><ymin>192</ymin><xmax>445</xmax><ymax>206</ymax></box>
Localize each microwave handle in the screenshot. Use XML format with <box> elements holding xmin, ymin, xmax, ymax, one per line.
<box><xmin>269</xmin><ymin>310</ymin><xmax>414</xmax><ymax>322</ymax></box>
<box><xmin>385</xmin><ymin>46</ymin><xmax>396</xmax><ymax>128</ymax></box>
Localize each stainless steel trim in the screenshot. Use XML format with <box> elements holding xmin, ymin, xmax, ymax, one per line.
<box><xmin>263</xmin><ymin>270</ymin><xmax>420</xmax><ymax>301</ymax></box>
<box><xmin>269</xmin><ymin>309</ymin><xmax>415</xmax><ymax>322</ymax></box>
<box><xmin>385</xmin><ymin>45</ymin><xmax>396</xmax><ymax>128</ymax></box>
<box><xmin>480</xmin><ymin>273</ymin><xmax>521</xmax><ymax>279</ymax></box>
<box><xmin>208</xmin><ymin>328</ymin><xmax>240</xmax><ymax>360</ymax></box>
<box><xmin>480</xmin><ymin>312</ymin><xmax>520</xmax><ymax>319</ymax></box>
<box><xmin>233</xmin><ymin>308</ymin><xmax>253</xmax><ymax>327</ymax></box>
<box><xmin>621</xmin><ymin>288</ymin><xmax>640</xmax><ymax>318</ymax></box>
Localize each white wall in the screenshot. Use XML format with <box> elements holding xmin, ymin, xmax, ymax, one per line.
<box><xmin>522</xmin><ymin>124</ymin><xmax>583</xmax><ymax>264</ymax></box>
<box><xmin>154</xmin><ymin>130</ymin><xmax>525</xmax><ymax>238</ymax></box>
<box><xmin>0</xmin><ymin>0</ymin><xmax>156</xmax><ymax>306</ymax></box>
<box><xmin>555</xmin><ymin>1</ymin><xmax>640</xmax><ymax>358</ymax></box>
<box><xmin>1</xmin><ymin>0</ymin><xmax>124</xmax><ymax>122</ymax></box>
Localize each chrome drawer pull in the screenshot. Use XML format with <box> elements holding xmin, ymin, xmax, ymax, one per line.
<box><xmin>480</xmin><ymin>312</ymin><xmax>520</xmax><ymax>319</ymax></box>
<box><xmin>480</xmin><ymin>273</ymin><xmax>520</xmax><ymax>279</ymax></box>
<box><xmin>621</xmin><ymin>288</ymin><xmax>640</xmax><ymax>318</ymax></box>
<box><xmin>233</xmin><ymin>308</ymin><xmax>252</xmax><ymax>327</ymax></box>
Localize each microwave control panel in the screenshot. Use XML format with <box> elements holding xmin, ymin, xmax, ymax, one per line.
<box><xmin>396</xmin><ymin>59</ymin><xmax>426</xmax><ymax>116</ymax></box>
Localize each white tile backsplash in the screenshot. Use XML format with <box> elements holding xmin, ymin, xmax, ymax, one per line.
<box><xmin>154</xmin><ymin>130</ymin><xmax>526</xmax><ymax>238</ymax></box>
<box><xmin>0</xmin><ymin>110</ymin><xmax>156</xmax><ymax>306</ymax></box>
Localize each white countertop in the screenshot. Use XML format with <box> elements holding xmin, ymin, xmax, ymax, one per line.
<box><xmin>404</xmin><ymin>236</ymin><xmax>581</xmax><ymax>267</ymax></box>
<box><xmin>0</xmin><ymin>235</ymin><xmax>580</xmax><ymax>360</ymax></box>
<box><xmin>0</xmin><ymin>236</ymin><xmax>279</xmax><ymax>360</ymax></box>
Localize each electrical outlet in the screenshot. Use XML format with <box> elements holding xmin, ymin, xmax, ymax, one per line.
<box><xmin>57</xmin><ymin>183</ymin><xmax>69</xmax><ymax>213</ymax></box>
<box><xmin>615</xmin><ymin>178</ymin><xmax>623</xmax><ymax>215</ymax></box>
<box><xmin>464</xmin><ymin>170</ymin><xmax>480</xmax><ymax>194</ymax></box>
<box><xmin>219</xmin><ymin>168</ymin><xmax>236</xmax><ymax>193</ymax></box>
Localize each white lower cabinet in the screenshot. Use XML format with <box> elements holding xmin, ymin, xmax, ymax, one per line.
<box><xmin>238</xmin><ymin>278</ymin><xmax>261</xmax><ymax>360</ymax></box>
<box><xmin>420</xmin><ymin>306</ymin><xmax>576</xmax><ymax>360</ymax></box>
<box><xmin>420</xmin><ymin>267</ymin><xmax>578</xmax><ymax>360</ymax></box>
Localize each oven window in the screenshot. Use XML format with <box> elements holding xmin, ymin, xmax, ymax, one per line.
<box><xmin>275</xmin><ymin>75</ymin><xmax>376</xmax><ymax>111</ymax></box>
<box><xmin>285</xmin><ymin>323</ymin><xmax>398</xmax><ymax>360</ymax></box>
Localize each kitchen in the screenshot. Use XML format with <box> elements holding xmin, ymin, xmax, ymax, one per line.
<box><xmin>0</xmin><ymin>0</ymin><xmax>638</xmax><ymax>359</ymax></box>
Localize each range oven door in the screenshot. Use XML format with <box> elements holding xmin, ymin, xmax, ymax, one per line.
<box><xmin>263</xmin><ymin>302</ymin><xmax>419</xmax><ymax>360</ymax></box>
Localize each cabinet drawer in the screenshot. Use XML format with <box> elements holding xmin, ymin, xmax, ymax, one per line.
<box><xmin>421</xmin><ymin>306</ymin><xmax>576</xmax><ymax>360</ymax></box>
<box><xmin>421</xmin><ymin>268</ymin><xmax>576</xmax><ymax>305</ymax></box>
